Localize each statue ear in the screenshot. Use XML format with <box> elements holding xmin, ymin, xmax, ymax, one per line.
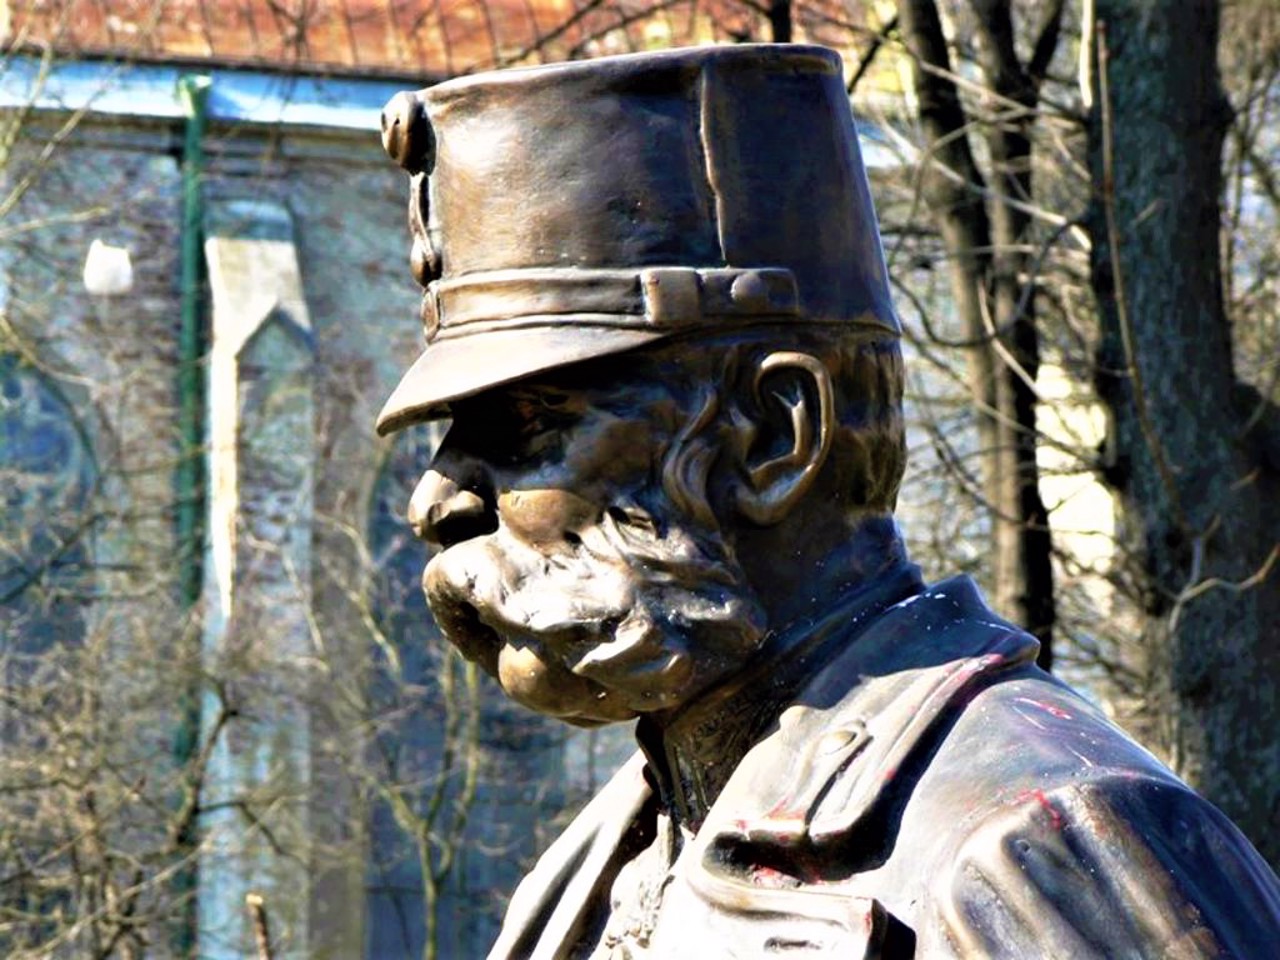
<box><xmin>728</xmin><ymin>351</ymin><xmax>835</xmax><ymax>526</ymax></box>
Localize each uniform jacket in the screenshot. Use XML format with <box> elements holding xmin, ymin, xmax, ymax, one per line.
<box><xmin>491</xmin><ymin>577</ymin><xmax>1280</xmax><ymax>959</ymax></box>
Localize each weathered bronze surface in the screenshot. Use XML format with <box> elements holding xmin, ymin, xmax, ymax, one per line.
<box><xmin>377</xmin><ymin>44</ymin><xmax>1280</xmax><ymax>959</ymax></box>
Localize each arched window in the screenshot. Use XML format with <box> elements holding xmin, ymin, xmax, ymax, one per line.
<box><xmin>0</xmin><ymin>355</ymin><xmax>96</xmax><ymax>671</ymax></box>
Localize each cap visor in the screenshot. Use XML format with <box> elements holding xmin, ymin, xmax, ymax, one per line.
<box><xmin>376</xmin><ymin>323</ymin><xmax>667</xmax><ymax>435</ymax></box>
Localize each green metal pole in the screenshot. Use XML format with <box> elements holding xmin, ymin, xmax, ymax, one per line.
<box><xmin>174</xmin><ymin>72</ymin><xmax>210</xmax><ymax>959</ymax></box>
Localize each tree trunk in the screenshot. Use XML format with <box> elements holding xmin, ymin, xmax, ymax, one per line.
<box><xmin>1088</xmin><ymin>0</ymin><xmax>1280</xmax><ymax>866</ymax></box>
<box><xmin>767</xmin><ymin>0</ymin><xmax>791</xmax><ymax>43</ymax></box>
<box><xmin>970</xmin><ymin>0</ymin><xmax>1060</xmax><ymax>668</ymax></box>
<box><xmin>897</xmin><ymin>0</ymin><xmax>1057</xmax><ymax>668</ymax></box>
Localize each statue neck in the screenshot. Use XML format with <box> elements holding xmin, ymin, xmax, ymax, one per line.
<box><xmin>636</xmin><ymin>560</ymin><xmax>923</xmax><ymax>829</ymax></box>
<box><xmin>737</xmin><ymin>512</ymin><xmax>911</xmax><ymax>631</ymax></box>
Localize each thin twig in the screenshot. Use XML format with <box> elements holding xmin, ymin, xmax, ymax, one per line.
<box><xmin>246</xmin><ymin>893</ymin><xmax>273</xmax><ymax>960</ymax></box>
<box><xmin>847</xmin><ymin>14</ymin><xmax>897</xmax><ymax>94</ymax></box>
<box><xmin>1178</xmin><ymin>542</ymin><xmax>1278</xmax><ymax>608</ymax></box>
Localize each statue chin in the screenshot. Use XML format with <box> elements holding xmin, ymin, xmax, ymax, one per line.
<box><xmin>421</xmin><ymin>533</ymin><xmax>653</xmax><ymax>724</ymax></box>
<box><xmin>496</xmin><ymin>642</ymin><xmax>639</xmax><ymax>725</ymax></box>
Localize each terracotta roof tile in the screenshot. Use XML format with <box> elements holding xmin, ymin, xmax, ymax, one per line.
<box><xmin>4</xmin><ymin>0</ymin><xmax>885</xmax><ymax>80</ymax></box>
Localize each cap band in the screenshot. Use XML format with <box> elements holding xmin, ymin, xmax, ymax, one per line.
<box><xmin>424</xmin><ymin>266</ymin><xmax>803</xmax><ymax>341</ymax></box>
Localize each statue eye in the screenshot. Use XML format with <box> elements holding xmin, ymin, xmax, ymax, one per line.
<box><xmin>451</xmin><ymin>389</ymin><xmax>577</xmax><ymax>464</ymax></box>
<box><xmin>509</xmin><ymin>390</ymin><xmax>575</xmax><ymax>438</ymax></box>
<box><xmin>537</xmin><ymin>391</ymin><xmax>571</xmax><ymax>409</ymax></box>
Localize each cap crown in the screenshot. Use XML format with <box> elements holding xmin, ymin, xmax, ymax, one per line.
<box><xmin>378</xmin><ymin>45</ymin><xmax>898</xmax><ymax>434</ymax></box>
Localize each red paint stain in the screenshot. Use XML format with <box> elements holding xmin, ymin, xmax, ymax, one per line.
<box><xmin>1015</xmin><ymin>697</ymin><xmax>1073</xmax><ymax>720</ymax></box>
<box><xmin>1015</xmin><ymin>788</ymin><xmax>1065</xmax><ymax>830</ymax></box>
<box><xmin>752</xmin><ymin>865</ymin><xmax>789</xmax><ymax>887</ymax></box>
<box><xmin>764</xmin><ymin>798</ymin><xmax>795</xmax><ymax>818</ymax></box>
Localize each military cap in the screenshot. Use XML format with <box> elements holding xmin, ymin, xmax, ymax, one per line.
<box><xmin>377</xmin><ymin>44</ymin><xmax>898</xmax><ymax>435</ymax></box>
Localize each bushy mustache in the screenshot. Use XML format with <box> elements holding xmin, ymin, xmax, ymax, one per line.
<box><xmin>422</xmin><ymin>501</ymin><xmax>764</xmax><ymax>698</ymax></box>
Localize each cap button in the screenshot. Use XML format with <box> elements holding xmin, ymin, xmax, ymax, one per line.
<box><xmin>381</xmin><ymin>92</ymin><xmax>435</xmax><ymax>173</ymax></box>
<box><xmin>730</xmin><ymin>271</ymin><xmax>772</xmax><ymax>312</ymax></box>
<box><xmin>410</xmin><ymin>236</ymin><xmax>439</xmax><ymax>287</ymax></box>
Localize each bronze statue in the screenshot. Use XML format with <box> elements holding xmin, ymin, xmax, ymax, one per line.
<box><xmin>376</xmin><ymin>45</ymin><xmax>1280</xmax><ymax>958</ymax></box>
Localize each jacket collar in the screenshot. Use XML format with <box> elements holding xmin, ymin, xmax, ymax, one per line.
<box><xmin>697</xmin><ymin>576</ymin><xmax>1039</xmax><ymax>860</ymax></box>
<box><xmin>644</xmin><ymin>563</ymin><xmax>927</xmax><ymax>825</ymax></box>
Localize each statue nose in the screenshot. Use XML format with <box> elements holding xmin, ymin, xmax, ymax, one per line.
<box><xmin>408</xmin><ymin>470</ymin><xmax>494</xmax><ymax>549</ymax></box>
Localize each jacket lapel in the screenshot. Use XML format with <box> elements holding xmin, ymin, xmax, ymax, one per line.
<box><xmin>696</xmin><ymin>576</ymin><xmax>1039</xmax><ymax>873</ymax></box>
<box><xmin>489</xmin><ymin>752</ymin><xmax>653</xmax><ymax>960</ymax></box>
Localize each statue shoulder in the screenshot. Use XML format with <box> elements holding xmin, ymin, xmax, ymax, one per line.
<box><xmin>694</xmin><ymin>605</ymin><xmax>1280</xmax><ymax>959</ymax></box>
<box><xmin>915</xmin><ymin>765</ymin><xmax>1280</xmax><ymax>958</ymax></box>
<box><xmin>903</xmin><ymin>677</ymin><xmax>1280</xmax><ymax>958</ymax></box>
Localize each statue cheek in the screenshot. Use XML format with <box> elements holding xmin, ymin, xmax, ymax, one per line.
<box><xmin>497</xmin><ymin>489</ymin><xmax>600</xmax><ymax>546</ymax></box>
<box><xmin>569</xmin><ymin>418</ymin><xmax>655</xmax><ymax>488</ymax></box>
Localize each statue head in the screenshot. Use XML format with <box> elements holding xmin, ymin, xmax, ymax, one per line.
<box><xmin>378</xmin><ymin>45</ymin><xmax>906</xmax><ymax>726</ymax></box>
